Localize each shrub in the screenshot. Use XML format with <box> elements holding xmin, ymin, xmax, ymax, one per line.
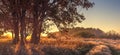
<box><xmin>79</xmin><ymin>32</ymin><xmax>95</xmax><ymax>38</ymax></box>
<box><xmin>100</xmin><ymin>31</ymin><xmax>120</xmax><ymax>39</ymax></box>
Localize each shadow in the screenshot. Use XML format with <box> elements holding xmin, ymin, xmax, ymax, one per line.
<box><xmin>1</xmin><ymin>46</ymin><xmax>14</xmax><ymax>55</ymax></box>
<box><xmin>15</xmin><ymin>42</ymin><xmax>41</xmax><ymax>55</ymax></box>
<box><xmin>30</xmin><ymin>47</ymin><xmax>40</xmax><ymax>55</ymax></box>
<box><xmin>16</xmin><ymin>44</ymin><xmax>29</xmax><ymax>55</ymax></box>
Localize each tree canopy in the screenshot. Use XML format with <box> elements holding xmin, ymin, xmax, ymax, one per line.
<box><xmin>0</xmin><ymin>0</ymin><xmax>94</xmax><ymax>44</ymax></box>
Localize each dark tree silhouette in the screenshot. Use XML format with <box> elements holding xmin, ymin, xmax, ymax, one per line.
<box><xmin>0</xmin><ymin>0</ymin><xmax>94</xmax><ymax>44</ymax></box>
<box><xmin>0</xmin><ymin>0</ymin><xmax>31</xmax><ymax>44</ymax></box>
<box><xmin>30</xmin><ymin>0</ymin><xmax>94</xmax><ymax>44</ymax></box>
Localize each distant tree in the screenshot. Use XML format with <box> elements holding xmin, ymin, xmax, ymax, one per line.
<box><xmin>105</xmin><ymin>30</ymin><xmax>120</xmax><ymax>39</ymax></box>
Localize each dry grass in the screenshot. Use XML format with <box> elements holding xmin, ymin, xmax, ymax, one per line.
<box><xmin>86</xmin><ymin>45</ymin><xmax>112</xmax><ymax>55</ymax></box>
<box><xmin>0</xmin><ymin>37</ymin><xmax>120</xmax><ymax>55</ymax></box>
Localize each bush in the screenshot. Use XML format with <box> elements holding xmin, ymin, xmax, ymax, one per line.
<box><xmin>79</xmin><ymin>32</ymin><xmax>95</xmax><ymax>38</ymax></box>
<box><xmin>100</xmin><ymin>31</ymin><xmax>120</xmax><ymax>39</ymax></box>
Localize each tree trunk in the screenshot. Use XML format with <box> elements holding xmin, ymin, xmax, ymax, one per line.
<box><xmin>20</xmin><ymin>9</ymin><xmax>26</xmax><ymax>45</ymax></box>
<box><xmin>12</xmin><ymin>20</ymin><xmax>19</xmax><ymax>44</ymax></box>
<box><xmin>30</xmin><ymin>1</ymin><xmax>45</xmax><ymax>44</ymax></box>
<box><xmin>30</xmin><ymin>9</ymin><xmax>41</xmax><ymax>44</ymax></box>
<box><xmin>31</xmin><ymin>17</ymin><xmax>43</xmax><ymax>44</ymax></box>
<box><xmin>31</xmin><ymin>29</ymin><xmax>40</xmax><ymax>44</ymax></box>
<box><xmin>30</xmin><ymin>16</ymin><xmax>40</xmax><ymax>44</ymax></box>
<box><xmin>30</xmin><ymin>2</ymin><xmax>39</xmax><ymax>44</ymax></box>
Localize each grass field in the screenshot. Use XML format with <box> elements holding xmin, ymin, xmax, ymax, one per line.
<box><xmin>0</xmin><ymin>37</ymin><xmax>120</xmax><ymax>55</ymax></box>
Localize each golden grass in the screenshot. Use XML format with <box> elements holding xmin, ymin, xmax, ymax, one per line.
<box><xmin>0</xmin><ymin>37</ymin><xmax>120</xmax><ymax>55</ymax></box>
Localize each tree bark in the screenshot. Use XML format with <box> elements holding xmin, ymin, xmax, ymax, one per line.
<box><xmin>12</xmin><ymin>20</ymin><xmax>19</xmax><ymax>44</ymax></box>
<box><xmin>30</xmin><ymin>15</ymin><xmax>40</xmax><ymax>44</ymax></box>
<box><xmin>12</xmin><ymin>11</ymin><xmax>19</xmax><ymax>44</ymax></box>
<box><xmin>20</xmin><ymin>9</ymin><xmax>26</xmax><ymax>45</ymax></box>
<box><xmin>30</xmin><ymin>0</ymin><xmax>45</xmax><ymax>44</ymax></box>
<box><xmin>31</xmin><ymin>17</ymin><xmax>44</xmax><ymax>44</ymax></box>
<box><xmin>30</xmin><ymin>1</ymin><xmax>40</xmax><ymax>44</ymax></box>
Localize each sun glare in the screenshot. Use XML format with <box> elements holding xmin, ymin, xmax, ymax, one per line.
<box><xmin>1</xmin><ymin>32</ymin><xmax>48</xmax><ymax>41</ymax></box>
<box><xmin>2</xmin><ymin>32</ymin><xmax>12</xmax><ymax>39</ymax></box>
<box><xmin>41</xmin><ymin>33</ymin><xmax>48</xmax><ymax>37</ymax></box>
<box><xmin>26</xmin><ymin>33</ymin><xmax>48</xmax><ymax>41</ymax></box>
<box><xmin>26</xmin><ymin>35</ymin><xmax>31</xmax><ymax>40</ymax></box>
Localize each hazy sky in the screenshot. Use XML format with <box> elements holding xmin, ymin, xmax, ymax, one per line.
<box><xmin>77</xmin><ymin>0</ymin><xmax>120</xmax><ymax>33</ymax></box>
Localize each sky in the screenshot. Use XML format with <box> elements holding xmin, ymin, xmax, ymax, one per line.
<box><xmin>77</xmin><ymin>0</ymin><xmax>120</xmax><ymax>33</ymax></box>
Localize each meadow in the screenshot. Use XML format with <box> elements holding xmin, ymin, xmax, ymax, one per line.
<box><xmin>0</xmin><ymin>36</ymin><xmax>120</xmax><ymax>55</ymax></box>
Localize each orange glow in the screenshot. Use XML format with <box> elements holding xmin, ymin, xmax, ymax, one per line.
<box><xmin>41</xmin><ymin>33</ymin><xmax>47</xmax><ymax>37</ymax></box>
<box><xmin>2</xmin><ymin>32</ymin><xmax>13</xmax><ymax>39</ymax></box>
<box><xmin>0</xmin><ymin>32</ymin><xmax>48</xmax><ymax>41</ymax></box>
<box><xmin>26</xmin><ymin>35</ymin><xmax>31</xmax><ymax>41</ymax></box>
<box><xmin>26</xmin><ymin>34</ymin><xmax>47</xmax><ymax>40</ymax></box>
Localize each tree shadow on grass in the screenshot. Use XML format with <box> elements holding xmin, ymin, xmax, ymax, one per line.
<box><xmin>1</xmin><ymin>45</ymin><xmax>14</xmax><ymax>55</ymax></box>
<box><xmin>15</xmin><ymin>42</ymin><xmax>42</xmax><ymax>55</ymax></box>
<box><xmin>30</xmin><ymin>46</ymin><xmax>40</xmax><ymax>55</ymax></box>
<box><xmin>15</xmin><ymin>43</ymin><xmax>29</xmax><ymax>55</ymax></box>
